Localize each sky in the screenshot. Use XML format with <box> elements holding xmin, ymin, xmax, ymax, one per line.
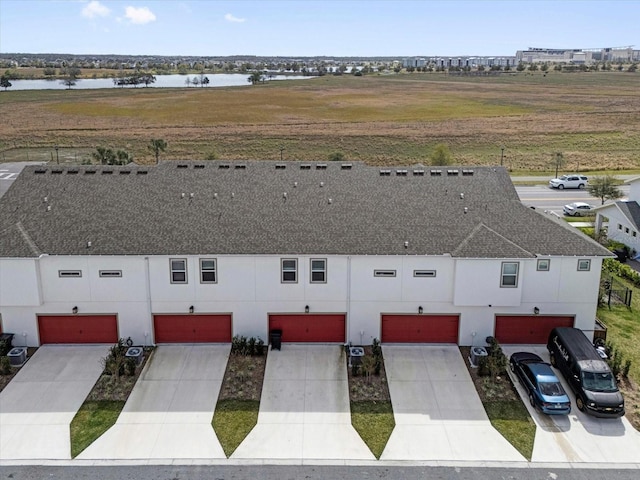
<box><xmin>0</xmin><ymin>0</ymin><xmax>638</xmax><ymax>57</ymax></box>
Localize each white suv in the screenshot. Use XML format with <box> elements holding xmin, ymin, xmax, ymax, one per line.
<box><xmin>549</xmin><ymin>174</ymin><xmax>588</xmax><ymax>189</ymax></box>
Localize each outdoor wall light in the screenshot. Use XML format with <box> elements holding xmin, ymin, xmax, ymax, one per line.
<box><xmin>533</xmin><ymin>306</ymin><xmax>540</xmax><ymax>315</ymax></box>
<box><xmin>189</xmin><ymin>305</ymin><xmax>194</xmax><ymax>314</ymax></box>
<box><xmin>418</xmin><ymin>306</ymin><xmax>423</xmax><ymax>314</ymax></box>
<box><xmin>305</xmin><ymin>305</ymin><xmax>310</xmax><ymax>314</ymax></box>
<box><xmin>72</xmin><ymin>306</ymin><xmax>78</xmax><ymax>314</ymax></box>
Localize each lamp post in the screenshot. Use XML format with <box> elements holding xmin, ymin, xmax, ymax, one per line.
<box><xmin>500</xmin><ymin>145</ymin><xmax>504</xmax><ymax>166</ymax></box>
<box><xmin>279</xmin><ymin>146</ymin><xmax>285</xmax><ymax>161</ymax></box>
<box><xmin>55</xmin><ymin>145</ymin><xmax>59</xmax><ymax>165</ymax></box>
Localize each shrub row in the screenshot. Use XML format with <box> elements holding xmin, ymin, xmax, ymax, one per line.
<box><xmin>602</xmin><ymin>258</ymin><xmax>640</xmax><ymax>287</ymax></box>
<box><xmin>231</xmin><ymin>335</ymin><xmax>265</xmax><ymax>356</ymax></box>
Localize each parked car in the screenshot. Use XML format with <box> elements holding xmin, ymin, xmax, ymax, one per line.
<box><xmin>549</xmin><ymin>174</ymin><xmax>588</xmax><ymax>189</ymax></box>
<box><xmin>509</xmin><ymin>352</ymin><xmax>572</xmax><ymax>415</ymax></box>
<box><xmin>563</xmin><ymin>202</ymin><xmax>593</xmax><ymax>216</ymax></box>
<box><xmin>547</xmin><ymin>327</ymin><xmax>624</xmax><ymax>417</ymax></box>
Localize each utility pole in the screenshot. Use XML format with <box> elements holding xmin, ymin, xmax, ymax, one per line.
<box><xmin>55</xmin><ymin>145</ymin><xmax>59</xmax><ymax>165</ymax></box>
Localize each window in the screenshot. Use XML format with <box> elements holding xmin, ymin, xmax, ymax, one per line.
<box><xmin>577</xmin><ymin>259</ymin><xmax>591</xmax><ymax>271</ymax></box>
<box><xmin>310</xmin><ymin>259</ymin><xmax>327</xmax><ymax>283</ymax></box>
<box><xmin>170</xmin><ymin>259</ymin><xmax>187</xmax><ymax>284</ymax></box>
<box><xmin>281</xmin><ymin>259</ymin><xmax>297</xmax><ymax>283</ymax></box>
<box><xmin>625</xmin><ymin>227</ymin><xmax>630</xmax><ymax>234</ymax></box>
<box><xmin>618</xmin><ymin>224</ymin><xmax>623</xmax><ymax>230</ymax></box>
<box><xmin>633</xmin><ymin>231</ymin><xmax>637</xmax><ymax>237</ymax></box>
<box><xmin>537</xmin><ymin>259</ymin><xmax>550</xmax><ymax>272</ymax></box>
<box><xmin>200</xmin><ymin>259</ymin><xmax>217</xmax><ymax>283</ymax></box>
<box><xmin>99</xmin><ymin>270</ymin><xmax>122</xmax><ymax>278</ymax></box>
<box><xmin>500</xmin><ymin>262</ymin><xmax>519</xmax><ymax>287</ymax></box>
<box><xmin>374</xmin><ymin>270</ymin><xmax>396</xmax><ymax>277</ymax></box>
<box><xmin>414</xmin><ymin>270</ymin><xmax>436</xmax><ymax>277</ymax></box>
<box><xmin>58</xmin><ymin>270</ymin><xmax>82</xmax><ymax>278</ymax></box>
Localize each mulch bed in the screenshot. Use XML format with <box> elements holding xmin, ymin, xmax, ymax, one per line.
<box><xmin>346</xmin><ymin>346</ymin><xmax>392</xmax><ymax>403</ymax></box>
<box><xmin>218</xmin><ymin>350</ymin><xmax>267</xmax><ymax>402</ymax></box>
<box><xmin>459</xmin><ymin>346</ymin><xmax>520</xmax><ymax>402</ymax></box>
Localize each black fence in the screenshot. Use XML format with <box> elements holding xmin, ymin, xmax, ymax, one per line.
<box><xmin>601</xmin><ymin>275</ymin><xmax>633</xmax><ymax>308</ymax></box>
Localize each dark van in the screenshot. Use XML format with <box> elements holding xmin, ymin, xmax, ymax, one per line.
<box><xmin>547</xmin><ymin>327</ymin><xmax>624</xmax><ymax>418</ymax></box>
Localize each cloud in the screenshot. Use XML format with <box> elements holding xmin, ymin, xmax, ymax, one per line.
<box><xmin>82</xmin><ymin>1</ymin><xmax>110</xmax><ymax>19</ymax></box>
<box><xmin>225</xmin><ymin>13</ymin><xmax>246</xmax><ymax>23</ymax></box>
<box><xmin>125</xmin><ymin>6</ymin><xmax>157</xmax><ymax>24</ymax></box>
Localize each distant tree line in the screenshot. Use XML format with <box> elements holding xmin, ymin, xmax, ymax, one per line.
<box><xmin>113</xmin><ymin>72</ymin><xmax>157</xmax><ymax>88</ymax></box>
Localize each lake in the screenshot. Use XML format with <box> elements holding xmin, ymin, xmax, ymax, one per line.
<box><xmin>5</xmin><ymin>73</ymin><xmax>313</xmax><ymax>91</ymax></box>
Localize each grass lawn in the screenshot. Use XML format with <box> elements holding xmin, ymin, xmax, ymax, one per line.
<box><xmin>70</xmin><ymin>400</ymin><xmax>124</xmax><ymax>458</ymax></box>
<box><xmin>350</xmin><ymin>401</ymin><xmax>395</xmax><ymax>459</ymax></box>
<box><xmin>484</xmin><ymin>401</ymin><xmax>536</xmax><ymax>460</ymax></box>
<box><xmin>212</xmin><ymin>399</ymin><xmax>260</xmax><ymax>457</ymax></box>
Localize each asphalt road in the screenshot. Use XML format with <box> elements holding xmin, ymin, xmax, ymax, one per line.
<box><xmin>515</xmin><ymin>184</ymin><xmax>631</xmax><ymax>215</ymax></box>
<box><xmin>0</xmin><ymin>465</ymin><xmax>638</xmax><ymax>480</ymax></box>
<box><xmin>0</xmin><ymin>162</ymin><xmax>45</xmax><ymax>198</ymax></box>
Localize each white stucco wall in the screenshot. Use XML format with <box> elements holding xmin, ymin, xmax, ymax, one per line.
<box><xmin>0</xmin><ymin>258</ymin><xmax>41</xmax><ymax>306</ymax></box>
<box><xmin>600</xmin><ymin>207</ymin><xmax>640</xmax><ymax>254</ymax></box>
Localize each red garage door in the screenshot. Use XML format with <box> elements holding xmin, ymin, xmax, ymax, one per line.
<box><xmin>38</xmin><ymin>315</ymin><xmax>118</xmax><ymax>344</ymax></box>
<box><xmin>381</xmin><ymin>314</ymin><xmax>460</xmax><ymax>343</ymax></box>
<box><xmin>268</xmin><ymin>314</ymin><xmax>345</xmax><ymax>343</ymax></box>
<box><xmin>495</xmin><ymin>315</ymin><xmax>574</xmax><ymax>344</ymax></box>
<box><xmin>153</xmin><ymin>314</ymin><xmax>232</xmax><ymax>343</ymax></box>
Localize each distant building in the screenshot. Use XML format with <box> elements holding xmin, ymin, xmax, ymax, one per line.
<box><xmin>516</xmin><ymin>46</ymin><xmax>638</xmax><ymax>64</ymax></box>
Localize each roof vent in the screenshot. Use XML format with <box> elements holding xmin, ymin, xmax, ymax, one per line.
<box><xmin>300</xmin><ymin>164</ymin><xmax>311</xmax><ymax>170</ymax></box>
<box><xmin>235</xmin><ymin>164</ymin><xmax>246</xmax><ymax>169</ymax></box>
<box><xmin>396</xmin><ymin>169</ymin><xmax>408</xmax><ymax>176</ymax></box>
<box><xmin>464</xmin><ymin>207</ymin><xmax>468</xmax><ymax>214</ymax></box>
<box><xmin>460</xmin><ymin>193</ymin><xmax>464</xmax><ymax>199</ymax></box>
<box><xmin>213</xmin><ymin>193</ymin><xmax>218</xmax><ymax>198</ymax></box>
<box><xmin>447</xmin><ymin>169</ymin><xmax>459</xmax><ymax>176</ymax></box>
<box><xmin>328</xmin><ymin>198</ymin><xmax>332</xmax><ymax>204</ymax></box>
<box><xmin>177</xmin><ymin>164</ymin><xmax>188</xmax><ymax>169</ymax></box>
<box><xmin>413</xmin><ymin>169</ymin><xmax>425</xmax><ymax>176</ymax></box>
<box><xmin>46</xmin><ymin>205</ymin><xmax>52</xmax><ymax>212</ymax></box>
<box><xmin>430</xmin><ymin>169</ymin><xmax>442</xmax><ymax>176</ymax></box>
<box><xmin>320</xmin><ymin>181</ymin><xmax>324</xmax><ymax>187</ymax></box>
<box><xmin>87</xmin><ymin>241</ymin><xmax>92</xmax><ymax>248</ymax></box>
<box><xmin>283</xmin><ymin>192</ymin><xmax>287</xmax><ymax>198</ymax></box>
<box><xmin>51</xmin><ymin>169</ymin><xmax>63</xmax><ymax>175</ymax></box>
<box><xmin>218</xmin><ymin>164</ymin><xmax>230</xmax><ymax>169</ymax></box>
<box><xmin>462</xmin><ymin>169</ymin><xmax>474</xmax><ymax>176</ymax></box>
<box><xmin>67</xmin><ymin>169</ymin><xmax>79</xmax><ymax>175</ymax></box>
<box><xmin>136</xmin><ymin>170</ymin><xmax>148</xmax><ymax>175</ymax></box>
<box><xmin>34</xmin><ymin>169</ymin><xmax>47</xmax><ymax>174</ymax></box>
<box><xmin>293</xmin><ymin>182</ymin><xmax>298</xmax><ymax>188</ymax></box>
<box><xmin>84</xmin><ymin>170</ymin><xmax>97</xmax><ymax>175</ymax></box>
<box><xmin>194</xmin><ymin>164</ymin><xmax>205</xmax><ymax>169</ymax></box>
<box><xmin>189</xmin><ymin>193</ymin><xmax>194</xmax><ymax>198</ymax></box>
<box><xmin>316</xmin><ymin>164</ymin><xmax>327</xmax><ymax>170</ymax></box>
<box><xmin>43</xmin><ymin>196</ymin><xmax>48</xmax><ymax>202</ymax></box>
<box><xmin>181</xmin><ymin>193</ymin><xmax>186</xmax><ymax>198</ymax></box>
<box><xmin>102</xmin><ymin>170</ymin><xmax>113</xmax><ymax>175</ymax></box>
<box><xmin>379</xmin><ymin>169</ymin><xmax>391</xmax><ymax>176</ymax></box>
<box><xmin>119</xmin><ymin>170</ymin><xmax>131</xmax><ymax>175</ymax></box>
<box><xmin>275</xmin><ymin>164</ymin><xmax>286</xmax><ymax>170</ymax></box>
<box><xmin>341</xmin><ymin>163</ymin><xmax>352</xmax><ymax>170</ymax></box>
<box><xmin>404</xmin><ymin>241</ymin><xmax>409</xmax><ymax>248</ymax></box>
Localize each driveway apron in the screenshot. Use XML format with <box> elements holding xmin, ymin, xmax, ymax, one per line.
<box><xmin>0</xmin><ymin>345</ymin><xmax>108</xmax><ymax>460</ymax></box>
<box><xmin>380</xmin><ymin>345</ymin><xmax>525</xmax><ymax>461</ymax></box>
<box><xmin>503</xmin><ymin>345</ymin><xmax>640</xmax><ymax>463</ymax></box>
<box><xmin>78</xmin><ymin>344</ymin><xmax>229</xmax><ymax>459</ymax></box>
<box><xmin>232</xmin><ymin>345</ymin><xmax>374</xmax><ymax>460</ymax></box>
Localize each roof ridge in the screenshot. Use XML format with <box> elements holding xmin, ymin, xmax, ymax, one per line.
<box><xmin>15</xmin><ymin>221</ymin><xmax>42</xmax><ymax>256</ymax></box>
<box><xmin>452</xmin><ymin>222</ymin><xmax>533</xmax><ymax>258</ymax></box>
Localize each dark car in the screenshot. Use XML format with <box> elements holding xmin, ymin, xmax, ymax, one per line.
<box><xmin>509</xmin><ymin>352</ymin><xmax>571</xmax><ymax>415</ymax></box>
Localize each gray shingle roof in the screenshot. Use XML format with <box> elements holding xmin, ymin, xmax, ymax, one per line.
<box><xmin>615</xmin><ymin>201</ymin><xmax>640</xmax><ymax>230</ymax></box>
<box><xmin>0</xmin><ymin>161</ymin><xmax>612</xmax><ymax>258</ymax></box>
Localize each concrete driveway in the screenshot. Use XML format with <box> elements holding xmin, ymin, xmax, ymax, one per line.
<box><xmin>380</xmin><ymin>345</ymin><xmax>525</xmax><ymax>461</ymax></box>
<box><xmin>0</xmin><ymin>345</ymin><xmax>108</xmax><ymax>460</ymax></box>
<box><xmin>78</xmin><ymin>345</ymin><xmax>229</xmax><ymax>459</ymax></box>
<box><xmin>503</xmin><ymin>345</ymin><xmax>640</xmax><ymax>463</ymax></box>
<box><xmin>232</xmin><ymin>345</ymin><xmax>375</xmax><ymax>460</ymax></box>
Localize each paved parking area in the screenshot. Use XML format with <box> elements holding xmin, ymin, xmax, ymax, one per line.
<box><xmin>0</xmin><ymin>162</ymin><xmax>45</xmax><ymax>198</ymax></box>
<box><xmin>0</xmin><ymin>346</ymin><xmax>108</xmax><ymax>460</ymax></box>
<box><xmin>503</xmin><ymin>345</ymin><xmax>640</xmax><ymax>463</ymax></box>
<box><xmin>232</xmin><ymin>345</ymin><xmax>374</xmax><ymax>460</ymax></box>
<box><xmin>380</xmin><ymin>345</ymin><xmax>525</xmax><ymax>461</ymax></box>
<box><xmin>78</xmin><ymin>345</ymin><xmax>229</xmax><ymax>459</ymax></box>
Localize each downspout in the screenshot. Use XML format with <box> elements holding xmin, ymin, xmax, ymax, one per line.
<box><xmin>144</xmin><ymin>257</ymin><xmax>153</xmax><ymax>346</ymax></box>
<box><xmin>347</xmin><ymin>255</ymin><xmax>351</xmax><ymax>344</ymax></box>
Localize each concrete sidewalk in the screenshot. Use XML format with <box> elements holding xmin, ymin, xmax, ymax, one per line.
<box><xmin>231</xmin><ymin>345</ymin><xmax>375</xmax><ymax>461</ymax></box>
<box><xmin>78</xmin><ymin>345</ymin><xmax>229</xmax><ymax>459</ymax></box>
<box><xmin>380</xmin><ymin>345</ymin><xmax>525</xmax><ymax>462</ymax></box>
<box><xmin>0</xmin><ymin>346</ymin><xmax>108</xmax><ymax>460</ymax></box>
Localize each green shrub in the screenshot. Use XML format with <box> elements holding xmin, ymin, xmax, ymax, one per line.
<box><xmin>0</xmin><ymin>356</ymin><xmax>11</xmax><ymax>375</ymax></box>
<box><xmin>0</xmin><ymin>338</ymin><xmax>12</xmax><ymax>357</ymax></box>
<box><xmin>602</xmin><ymin>258</ymin><xmax>640</xmax><ymax>287</ymax></box>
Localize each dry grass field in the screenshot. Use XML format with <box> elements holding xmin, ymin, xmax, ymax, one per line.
<box><xmin>1</xmin><ymin>72</ymin><xmax>639</xmax><ymax>170</ymax></box>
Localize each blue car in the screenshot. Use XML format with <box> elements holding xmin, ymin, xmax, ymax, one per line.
<box><xmin>509</xmin><ymin>352</ymin><xmax>571</xmax><ymax>415</ymax></box>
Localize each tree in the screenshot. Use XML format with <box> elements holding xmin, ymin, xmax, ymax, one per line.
<box><xmin>552</xmin><ymin>152</ymin><xmax>564</xmax><ymax>179</ymax></box>
<box><xmin>516</xmin><ymin>62</ymin><xmax>526</xmax><ymax>72</ymax></box>
<box><xmin>247</xmin><ymin>71</ymin><xmax>264</xmax><ymax>85</ymax></box>
<box><xmin>148</xmin><ymin>138</ymin><xmax>167</xmax><ymax>163</ymax></box>
<box><xmin>60</xmin><ymin>66</ymin><xmax>81</xmax><ymax>89</ymax></box>
<box><xmin>201</xmin><ymin>76</ymin><xmax>210</xmax><ymax>87</ymax></box>
<box><xmin>0</xmin><ymin>76</ymin><xmax>11</xmax><ymax>91</ymax></box>
<box><xmin>587</xmin><ymin>176</ymin><xmax>624</xmax><ymax>205</ymax></box>
<box><xmin>328</xmin><ymin>152</ymin><xmax>345</xmax><ymax>162</ymax></box>
<box><xmin>430</xmin><ymin>143</ymin><xmax>453</xmax><ymax>166</ymax></box>
<box><xmin>92</xmin><ymin>146</ymin><xmax>116</xmax><ymax>165</ymax></box>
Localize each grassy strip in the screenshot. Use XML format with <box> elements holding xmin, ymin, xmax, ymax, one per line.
<box><xmin>563</xmin><ymin>215</ymin><xmax>595</xmax><ymax>223</ymax></box>
<box><xmin>350</xmin><ymin>401</ymin><xmax>395</xmax><ymax>459</ymax></box>
<box><xmin>70</xmin><ymin>400</ymin><xmax>124</xmax><ymax>458</ymax></box>
<box><xmin>484</xmin><ymin>400</ymin><xmax>536</xmax><ymax>461</ymax></box>
<box><xmin>212</xmin><ymin>399</ymin><xmax>260</xmax><ymax>457</ymax></box>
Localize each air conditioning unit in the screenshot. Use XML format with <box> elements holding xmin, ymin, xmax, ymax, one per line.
<box><xmin>7</xmin><ymin>347</ymin><xmax>27</xmax><ymax>367</ymax></box>
<box><xmin>470</xmin><ymin>346</ymin><xmax>488</xmax><ymax>367</ymax></box>
<box><xmin>349</xmin><ymin>346</ymin><xmax>365</xmax><ymax>367</ymax></box>
<box><xmin>125</xmin><ymin>346</ymin><xmax>144</xmax><ymax>365</ymax></box>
